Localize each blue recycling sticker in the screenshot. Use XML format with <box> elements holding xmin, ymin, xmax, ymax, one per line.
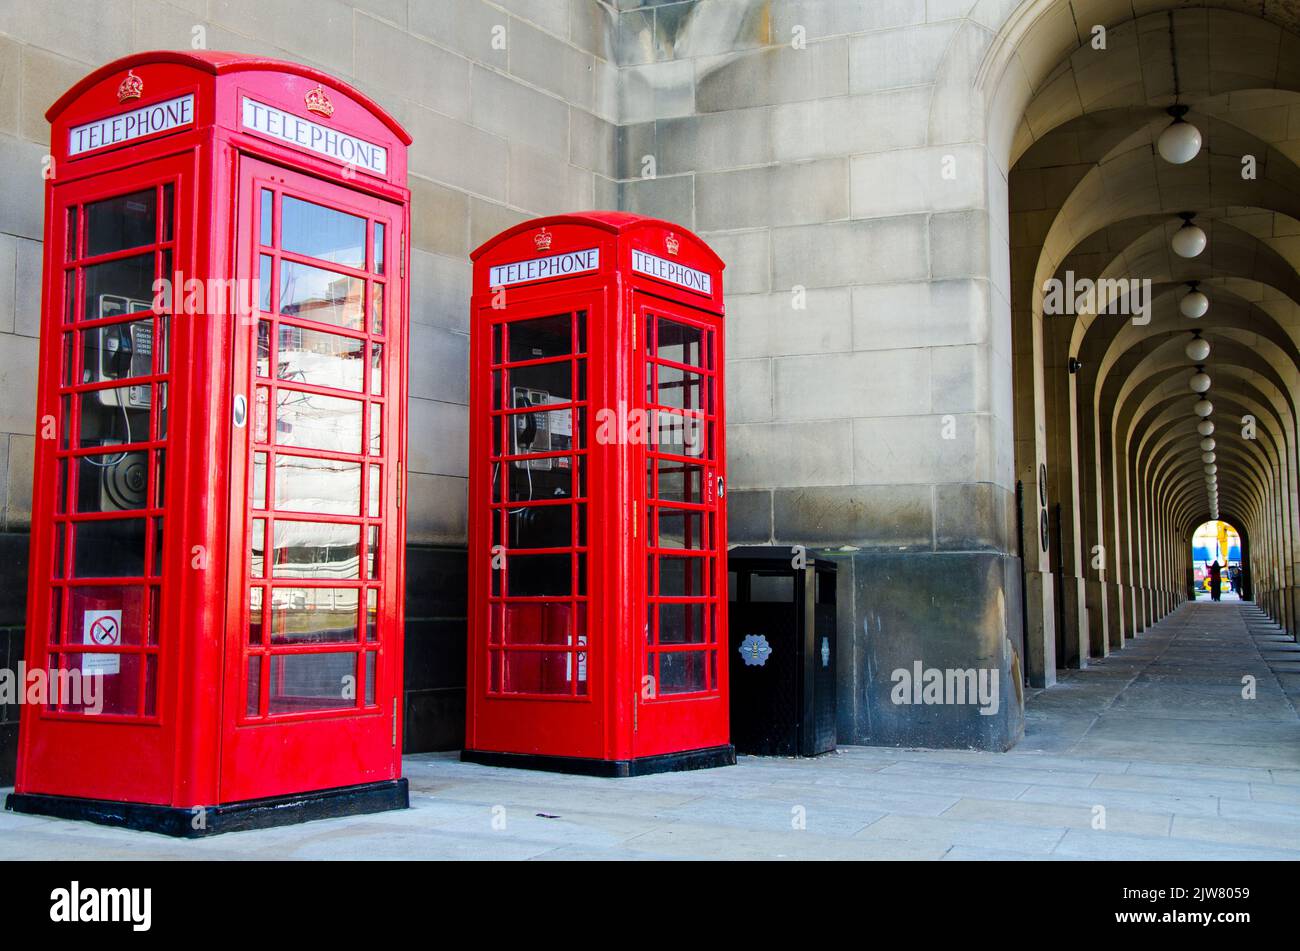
<box><xmin>739</xmin><ymin>634</ymin><xmax>773</xmax><ymax>667</ymax></box>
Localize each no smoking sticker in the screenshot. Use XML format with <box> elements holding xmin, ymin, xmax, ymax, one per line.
<box><xmin>83</xmin><ymin>609</ymin><xmax>121</xmax><ymax>676</ymax></box>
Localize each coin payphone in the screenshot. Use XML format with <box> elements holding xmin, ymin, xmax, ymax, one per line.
<box><xmin>8</xmin><ymin>52</ymin><xmax>411</xmax><ymax>835</ymax></box>
<box><xmin>465</xmin><ymin>213</ymin><xmax>734</xmax><ymax>775</ymax></box>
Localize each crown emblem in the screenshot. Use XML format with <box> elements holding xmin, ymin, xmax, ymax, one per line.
<box><xmin>117</xmin><ymin>70</ymin><xmax>143</xmax><ymax>103</ymax></box>
<box><xmin>665</xmin><ymin>232</ymin><xmax>680</xmax><ymax>255</ymax></box>
<box><xmin>534</xmin><ymin>228</ymin><xmax>553</xmax><ymax>252</ymax></box>
<box><xmin>305</xmin><ymin>85</ymin><xmax>334</xmax><ymax>118</ymax></box>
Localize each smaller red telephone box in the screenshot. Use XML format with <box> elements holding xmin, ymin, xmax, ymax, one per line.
<box><xmin>8</xmin><ymin>52</ymin><xmax>411</xmax><ymax>834</ymax></box>
<box><xmin>465</xmin><ymin>213</ymin><xmax>734</xmax><ymax>775</ymax></box>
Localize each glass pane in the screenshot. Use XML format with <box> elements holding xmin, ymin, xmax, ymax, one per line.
<box><xmin>246</xmin><ymin>655</ymin><xmax>261</xmax><ymax>715</ymax></box>
<box><xmin>161</xmin><ymin>184</ymin><xmax>173</xmax><ymax>242</ymax></box>
<box><xmin>73</xmin><ymin>518</ymin><xmax>146</xmax><ymax>577</ymax></box>
<box><xmin>370</xmin><ymin>284</ymin><xmax>384</xmax><ymax>335</ymax></box>
<box><xmin>257</xmin><ymin>320</ymin><xmax>271</xmax><ymax>376</ymax></box>
<box><xmin>503</xmin><ymin>650</ymin><xmax>573</xmax><ymax>695</ymax></box>
<box><xmin>657</xmin><ymin>461</ymin><xmax>702</xmax><ymax>503</ymax></box>
<box><xmin>69</xmin><ymin>585</ymin><xmax>145</xmax><ymax>647</ymax></box>
<box><xmin>153</xmin><ymin>449</ymin><xmax>166</xmax><ymax>506</ymax></box>
<box><xmin>259</xmin><ymin>189</ymin><xmax>273</xmax><ymax>247</ymax></box>
<box><xmin>252</xmin><ymin>452</ymin><xmax>267</xmax><ymax>509</ymax></box>
<box><xmin>659</xmin><ymin>650</ymin><xmax>707</xmax><ymax>694</ymax></box>
<box><xmin>370</xmin><ymin>343</ymin><xmax>383</xmax><ymax>395</ymax></box>
<box><xmin>274</xmin><ymin>455</ymin><xmax>361</xmax><ymax>515</ymax></box>
<box><xmin>52</xmin><ymin>651</ymin><xmax>142</xmax><ymax>715</ymax></box>
<box><xmin>368</xmin><ymin>464</ymin><xmax>380</xmax><ymax>518</ymax></box>
<box><xmin>249</xmin><ymin>587</ymin><xmax>263</xmax><ymax>643</ymax></box>
<box><xmin>269</xmin><ymin>587</ymin><xmax>359</xmax><ymax>645</ymax></box>
<box><xmin>366</xmin><ymin>589</ymin><xmax>378</xmax><ymax>641</ymax></box>
<box><xmin>281</xmin><ymin>195</ymin><xmax>366</xmax><ymax>268</ymax></box>
<box><xmin>83</xmin><ymin>254</ymin><xmax>155</xmax><ymax>322</ymax></box>
<box><xmin>653</xmin><ymin>410</ymin><xmax>705</xmax><ymax>457</ymax></box>
<box><xmin>269</xmin><ymin>653</ymin><xmax>355</xmax><ymax>713</ymax></box>
<box><xmin>365</xmin><ymin>651</ymin><xmax>376</xmax><ymax>704</ymax></box>
<box><xmin>276</xmin><ymin>325</ymin><xmax>365</xmax><ymax>391</ymax></box>
<box><xmin>656</xmin><ymin>365</ymin><xmax>703</xmax><ymax>412</ymax></box>
<box><xmin>659</xmin><ymin>556</ymin><xmax>705</xmax><ymax>597</ymax></box>
<box><xmin>656</xmin><ymin>319</ymin><xmax>704</xmax><ymax>367</ymax></box>
<box><xmin>509</xmin><ymin>314</ymin><xmax>571</xmax><ymax>361</ymax></box>
<box><xmin>657</xmin><ymin>508</ymin><xmax>705</xmax><ymax>550</ymax></box>
<box><xmin>271</xmin><ymin>521</ymin><xmax>361</xmax><ymax>580</ymax></box>
<box><xmin>501</xmin><ymin>601</ymin><xmax>572</xmax><ymax>646</ymax></box>
<box><xmin>259</xmin><ymin>255</ymin><xmax>272</xmax><ymax>311</ymax></box>
<box><xmin>366</xmin><ymin>525</ymin><xmax>379</xmax><ymax>579</ymax></box>
<box><xmin>373</xmin><ymin>221</ymin><xmax>385</xmax><ymax>275</ymax></box>
<box><xmin>77</xmin><ymin>450</ymin><xmax>148</xmax><ymax>512</ymax></box>
<box><xmin>280</xmin><ymin>261</ymin><xmax>363</xmax><ymax>330</ymax></box>
<box><xmin>80</xmin><ymin>316</ymin><xmax>154</xmax><ymax>386</ymax></box>
<box><xmin>275</xmin><ymin>389</ymin><xmax>363</xmax><ymax>453</ymax></box>
<box><xmin>65</xmin><ymin>207</ymin><xmax>79</xmax><ymax>261</ymax></box>
<box><xmin>658</xmin><ymin>602</ymin><xmax>705</xmax><ymax>644</ymax></box>
<box><xmin>506</xmin><ymin>553</ymin><xmax>570</xmax><ymax>597</ymax></box>
<box><xmin>369</xmin><ymin>409</ymin><xmax>381</xmax><ymax>456</ymax></box>
<box><xmin>251</xmin><ymin>519</ymin><xmax>266</xmax><ymax>576</ymax></box>
<box><xmin>86</xmin><ymin>189</ymin><xmax>156</xmax><ymax>257</ymax></box>
<box><xmin>78</xmin><ymin>390</ymin><xmax>149</xmax><ymax>452</ymax></box>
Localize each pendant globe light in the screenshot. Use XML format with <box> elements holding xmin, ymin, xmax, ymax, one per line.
<box><xmin>1172</xmin><ymin>212</ymin><xmax>1207</xmax><ymax>258</ymax></box>
<box><xmin>1157</xmin><ymin>105</ymin><xmax>1203</xmax><ymax>164</ymax></box>
<box><xmin>1194</xmin><ymin>398</ymin><xmax>1214</xmax><ymax>417</ymax></box>
<box><xmin>1189</xmin><ymin>367</ymin><xmax>1211</xmax><ymax>393</ymax></box>
<box><xmin>1181</xmin><ymin>284</ymin><xmax>1209</xmax><ymax>319</ymax></box>
<box><xmin>1202</xmin><ymin>452</ymin><xmax>1216</xmax><ymax>463</ymax></box>
<box><xmin>1197</xmin><ymin>419</ymin><xmax>1215</xmax><ymax>437</ymax></box>
<box><xmin>1200</xmin><ymin>437</ymin><xmax>1215</xmax><ymax>452</ymax></box>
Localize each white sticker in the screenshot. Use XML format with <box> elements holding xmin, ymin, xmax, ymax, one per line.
<box><xmin>83</xmin><ymin>610</ymin><xmax>122</xmax><ymax>676</ymax></box>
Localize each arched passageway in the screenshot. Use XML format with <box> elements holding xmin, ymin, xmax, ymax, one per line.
<box><xmin>975</xmin><ymin>0</ymin><xmax>1300</xmax><ymax>682</ymax></box>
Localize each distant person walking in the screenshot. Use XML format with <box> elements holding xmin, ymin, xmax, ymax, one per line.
<box><xmin>1208</xmin><ymin>560</ymin><xmax>1223</xmax><ymax>602</ymax></box>
<box><xmin>1229</xmin><ymin>565</ymin><xmax>1241</xmax><ymax>595</ymax></box>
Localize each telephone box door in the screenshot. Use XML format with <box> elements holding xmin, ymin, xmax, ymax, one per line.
<box><xmin>18</xmin><ymin>154</ymin><xmax>192</xmax><ymax>803</ymax></box>
<box><xmin>469</xmin><ymin>289</ymin><xmax>605</xmax><ymax>758</ymax></box>
<box><xmin>222</xmin><ymin>156</ymin><xmax>405</xmax><ymax>801</ymax></box>
<box><xmin>633</xmin><ymin>294</ymin><xmax>729</xmax><ymax>757</ymax></box>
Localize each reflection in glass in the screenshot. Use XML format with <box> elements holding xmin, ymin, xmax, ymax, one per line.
<box><xmin>269</xmin><ymin>587</ymin><xmax>358</xmax><ymax>645</ymax></box>
<box><xmin>275</xmin><ymin>325</ymin><xmax>365</xmax><ymax>391</ymax></box>
<box><xmin>656</xmin><ymin>318</ymin><xmax>705</xmax><ymax>367</ymax></box>
<box><xmin>373</xmin><ymin>222</ymin><xmax>385</xmax><ymax>275</ymax></box>
<box><xmin>271</xmin><ymin>521</ymin><xmax>361</xmax><ymax>579</ymax></box>
<box><xmin>280</xmin><ymin>261</ymin><xmax>364</xmax><ymax>330</ymax></box>
<box><xmin>73</xmin><ymin>518</ymin><xmax>146</xmax><ymax>577</ymax></box>
<box><xmin>260</xmin><ymin>189</ymin><xmax>273</xmax><ymax>247</ymax></box>
<box><xmin>275</xmin><ymin>390</ymin><xmax>362</xmax><ymax>453</ymax></box>
<box><xmin>274</xmin><ymin>455</ymin><xmax>361</xmax><ymax>515</ymax></box>
<box><xmin>269</xmin><ymin>653</ymin><xmax>355</xmax><ymax>713</ymax></box>
<box><xmin>509</xmin><ymin>314</ymin><xmax>571</xmax><ymax>361</ymax></box>
<box><xmin>86</xmin><ymin>189</ymin><xmax>156</xmax><ymax>257</ymax></box>
<box><xmin>281</xmin><ymin>195</ymin><xmax>365</xmax><ymax>268</ymax></box>
<box><xmin>83</xmin><ymin>254</ymin><xmax>155</xmax><ymax>323</ymax></box>
<box><xmin>658</xmin><ymin>650</ymin><xmax>706</xmax><ymax>694</ymax></box>
<box><xmin>658</xmin><ymin>602</ymin><xmax>705</xmax><ymax>644</ymax></box>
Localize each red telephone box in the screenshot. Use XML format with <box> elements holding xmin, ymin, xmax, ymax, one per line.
<box><xmin>465</xmin><ymin>213</ymin><xmax>734</xmax><ymax>776</ymax></box>
<box><xmin>7</xmin><ymin>52</ymin><xmax>411</xmax><ymax>835</ymax></box>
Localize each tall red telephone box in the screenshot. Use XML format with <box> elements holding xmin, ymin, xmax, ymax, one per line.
<box><xmin>465</xmin><ymin>213</ymin><xmax>734</xmax><ymax>775</ymax></box>
<box><xmin>7</xmin><ymin>52</ymin><xmax>411</xmax><ymax>835</ymax></box>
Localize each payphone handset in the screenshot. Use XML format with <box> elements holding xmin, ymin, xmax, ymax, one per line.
<box><xmin>511</xmin><ymin>386</ymin><xmax>572</xmax><ymax>470</ymax></box>
<box><xmin>92</xmin><ymin>295</ymin><xmax>153</xmax><ymax>409</ymax></box>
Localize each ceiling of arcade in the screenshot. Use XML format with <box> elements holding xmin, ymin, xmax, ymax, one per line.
<box><xmin>1005</xmin><ymin>3</ymin><xmax>1300</xmax><ymax>537</ymax></box>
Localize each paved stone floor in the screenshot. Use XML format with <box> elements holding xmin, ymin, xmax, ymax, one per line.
<box><xmin>3</xmin><ymin>601</ymin><xmax>1299</xmax><ymax>859</ymax></box>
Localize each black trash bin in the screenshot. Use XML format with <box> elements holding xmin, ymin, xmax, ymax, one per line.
<box><xmin>727</xmin><ymin>546</ymin><xmax>837</xmax><ymax>757</ymax></box>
